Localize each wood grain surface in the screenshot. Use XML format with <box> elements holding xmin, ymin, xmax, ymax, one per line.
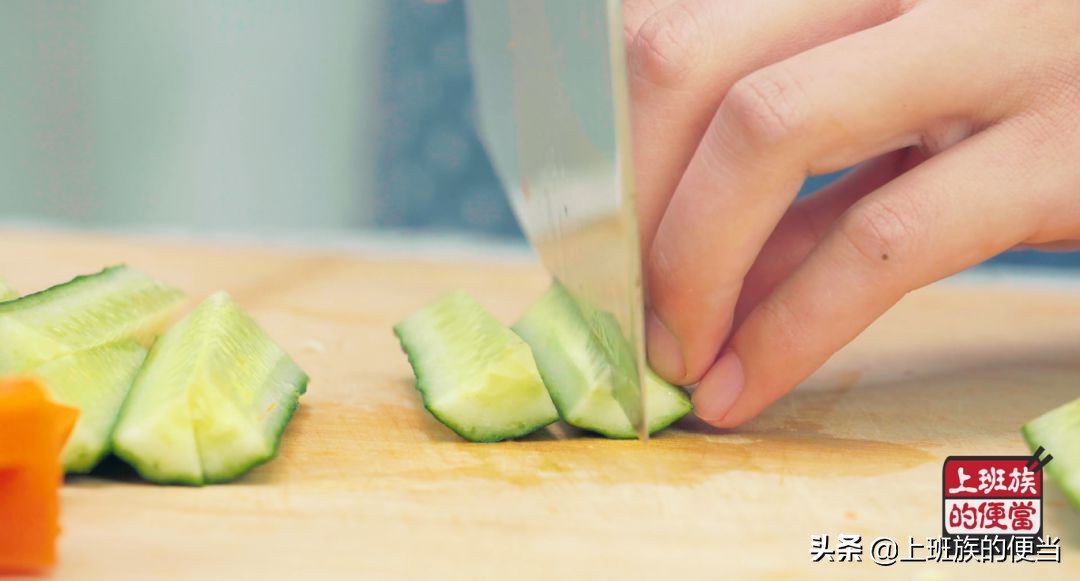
<box><xmin>1</xmin><ymin>229</ymin><xmax>1077</xmax><ymax>580</ymax></box>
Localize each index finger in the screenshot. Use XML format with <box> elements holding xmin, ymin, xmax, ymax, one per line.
<box><xmin>628</xmin><ymin>0</ymin><xmax>908</xmax><ymax>258</ymax></box>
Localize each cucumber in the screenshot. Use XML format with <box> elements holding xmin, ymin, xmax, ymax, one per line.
<box><xmin>0</xmin><ymin>277</ymin><xmax>16</xmax><ymax>302</ymax></box>
<box><xmin>513</xmin><ymin>282</ymin><xmax>692</xmax><ymax>438</ymax></box>
<box><xmin>0</xmin><ymin>265</ymin><xmax>183</xmax><ymax>473</ymax></box>
<box><xmin>394</xmin><ymin>291</ymin><xmax>558</xmax><ymax>442</ymax></box>
<box><xmin>0</xmin><ymin>265</ymin><xmax>186</xmax><ymax>373</ymax></box>
<box><xmin>1023</xmin><ymin>396</ymin><xmax>1080</xmax><ymax>511</ymax></box>
<box><xmin>31</xmin><ymin>340</ymin><xmax>147</xmax><ymax>473</ymax></box>
<box><xmin>112</xmin><ymin>292</ymin><xmax>308</xmax><ymax>485</ymax></box>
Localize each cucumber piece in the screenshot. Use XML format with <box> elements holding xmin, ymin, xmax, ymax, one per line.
<box><xmin>0</xmin><ymin>265</ymin><xmax>186</xmax><ymax>374</ymax></box>
<box><xmin>513</xmin><ymin>282</ymin><xmax>692</xmax><ymax>438</ymax></box>
<box><xmin>1023</xmin><ymin>396</ymin><xmax>1080</xmax><ymax>511</ymax></box>
<box><xmin>112</xmin><ymin>292</ymin><xmax>308</xmax><ymax>485</ymax></box>
<box><xmin>31</xmin><ymin>340</ymin><xmax>147</xmax><ymax>473</ymax></box>
<box><xmin>0</xmin><ymin>277</ymin><xmax>17</xmax><ymax>302</ymax></box>
<box><xmin>0</xmin><ymin>266</ymin><xmax>182</xmax><ymax>473</ymax></box>
<box><xmin>394</xmin><ymin>291</ymin><xmax>558</xmax><ymax>442</ymax></box>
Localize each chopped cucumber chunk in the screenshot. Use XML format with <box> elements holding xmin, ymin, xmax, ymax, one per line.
<box><xmin>112</xmin><ymin>292</ymin><xmax>308</xmax><ymax>485</ymax></box>
<box><xmin>394</xmin><ymin>291</ymin><xmax>558</xmax><ymax>442</ymax></box>
<box><xmin>0</xmin><ymin>265</ymin><xmax>185</xmax><ymax>374</ymax></box>
<box><xmin>32</xmin><ymin>340</ymin><xmax>147</xmax><ymax>473</ymax></box>
<box><xmin>1023</xmin><ymin>396</ymin><xmax>1080</xmax><ymax>511</ymax></box>
<box><xmin>0</xmin><ymin>265</ymin><xmax>184</xmax><ymax>473</ymax></box>
<box><xmin>514</xmin><ymin>282</ymin><xmax>692</xmax><ymax>438</ymax></box>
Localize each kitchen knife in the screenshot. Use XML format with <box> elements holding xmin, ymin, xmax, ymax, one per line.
<box><xmin>464</xmin><ymin>0</ymin><xmax>648</xmax><ymax>439</ymax></box>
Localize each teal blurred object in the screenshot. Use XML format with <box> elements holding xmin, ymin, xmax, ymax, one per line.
<box><xmin>0</xmin><ymin>0</ymin><xmax>381</xmax><ymax>231</ymax></box>
<box><xmin>373</xmin><ymin>0</ymin><xmax>519</xmax><ymax>237</ymax></box>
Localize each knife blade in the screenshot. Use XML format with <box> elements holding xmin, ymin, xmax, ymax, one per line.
<box><xmin>465</xmin><ymin>0</ymin><xmax>647</xmax><ymax>439</ymax></box>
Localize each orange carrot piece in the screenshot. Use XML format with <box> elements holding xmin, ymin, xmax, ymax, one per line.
<box><xmin>0</xmin><ymin>377</ymin><xmax>79</xmax><ymax>573</ymax></box>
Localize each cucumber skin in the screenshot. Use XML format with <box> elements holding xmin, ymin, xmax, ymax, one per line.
<box><xmin>0</xmin><ymin>265</ymin><xmax>127</xmax><ymax>312</ymax></box>
<box><xmin>1022</xmin><ymin>397</ymin><xmax>1080</xmax><ymax>512</ymax></box>
<box><xmin>394</xmin><ymin>324</ymin><xmax>554</xmax><ymax>443</ymax></box>
<box><xmin>0</xmin><ymin>265</ymin><xmax>186</xmax><ymax>374</ymax></box>
<box><xmin>395</xmin><ymin>325</ymin><xmax>488</xmax><ymax>442</ymax></box>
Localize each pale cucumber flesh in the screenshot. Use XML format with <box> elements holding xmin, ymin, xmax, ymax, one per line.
<box><xmin>394</xmin><ymin>291</ymin><xmax>558</xmax><ymax>442</ymax></box>
<box><xmin>32</xmin><ymin>340</ymin><xmax>147</xmax><ymax>473</ymax></box>
<box><xmin>112</xmin><ymin>292</ymin><xmax>307</xmax><ymax>485</ymax></box>
<box><xmin>0</xmin><ymin>277</ymin><xmax>16</xmax><ymax>302</ymax></box>
<box><xmin>1023</xmin><ymin>396</ymin><xmax>1080</xmax><ymax>511</ymax></box>
<box><xmin>514</xmin><ymin>281</ymin><xmax>692</xmax><ymax>438</ymax></box>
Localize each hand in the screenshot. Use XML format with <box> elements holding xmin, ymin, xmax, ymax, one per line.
<box><xmin>625</xmin><ymin>0</ymin><xmax>1080</xmax><ymax>427</ymax></box>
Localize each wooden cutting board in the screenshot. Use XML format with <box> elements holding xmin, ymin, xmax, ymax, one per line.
<box><xmin>1</xmin><ymin>229</ymin><xmax>1078</xmax><ymax>580</ymax></box>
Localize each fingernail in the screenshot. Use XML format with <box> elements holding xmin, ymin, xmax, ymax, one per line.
<box><xmin>646</xmin><ymin>311</ymin><xmax>685</xmax><ymax>382</ymax></box>
<box><xmin>692</xmin><ymin>350</ymin><xmax>744</xmax><ymax>424</ymax></box>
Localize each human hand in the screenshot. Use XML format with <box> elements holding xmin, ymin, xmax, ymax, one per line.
<box><xmin>625</xmin><ymin>0</ymin><xmax>1080</xmax><ymax>427</ymax></box>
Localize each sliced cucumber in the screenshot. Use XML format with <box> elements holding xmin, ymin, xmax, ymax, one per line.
<box><xmin>0</xmin><ymin>265</ymin><xmax>186</xmax><ymax>374</ymax></box>
<box><xmin>0</xmin><ymin>265</ymin><xmax>183</xmax><ymax>473</ymax></box>
<box><xmin>394</xmin><ymin>291</ymin><xmax>558</xmax><ymax>442</ymax></box>
<box><xmin>513</xmin><ymin>281</ymin><xmax>692</xmax><ymax>438</ymax></box>
<box><xmin>32</xmin><ymin>340</ymin><xmax>147</xmax><ymax>473</ymax></box>
<box><xmin>1023</xmin><ymin>396</ymin><xmax>1080</xmax><ymax>511</ymax></box>
<box><xmin>0</xmin><ymin>277</ymin><xmax>17</xmax><ymax>302</ymax></box>
<box><xmin>112</xmin><ymin>292</ymin><xmax>308</xmax><ymax>485</ymax></box>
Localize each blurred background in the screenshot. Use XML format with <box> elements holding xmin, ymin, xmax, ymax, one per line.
<box><xmin>1</xmin><ymin>0</ymin><xmax>1076</xmax><ymax>269</ymax></box>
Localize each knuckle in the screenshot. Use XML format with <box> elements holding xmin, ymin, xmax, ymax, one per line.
<box><xmin>836</xmin><ymin>196</ymin><xmax>923</xmax><ymax>267</ymax></box>
<box><xmin>722</xmin><ymin>68</ymin><xmax>810</xmax><ymax>148</ymax></box>
<box><xmin>629</xmin><ymin>5</ymin><xmax>702</xmax><ymax>87</ymax></box>
<box><xmin>622</xmin><ymin>0</ymin><xmax>660</xmax><ymax>37</ymax></box>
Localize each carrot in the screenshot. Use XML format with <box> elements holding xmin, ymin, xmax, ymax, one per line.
<box><xmin>0</xmin><ymin>377</ymin><xmax>79</xmax><ymax>573</ymax></box>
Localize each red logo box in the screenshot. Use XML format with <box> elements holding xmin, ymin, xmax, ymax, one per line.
<box><xmin>942</xmin><ymin>456</ymin><xmax>1043</xmax><ymax>536</ymax></box>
